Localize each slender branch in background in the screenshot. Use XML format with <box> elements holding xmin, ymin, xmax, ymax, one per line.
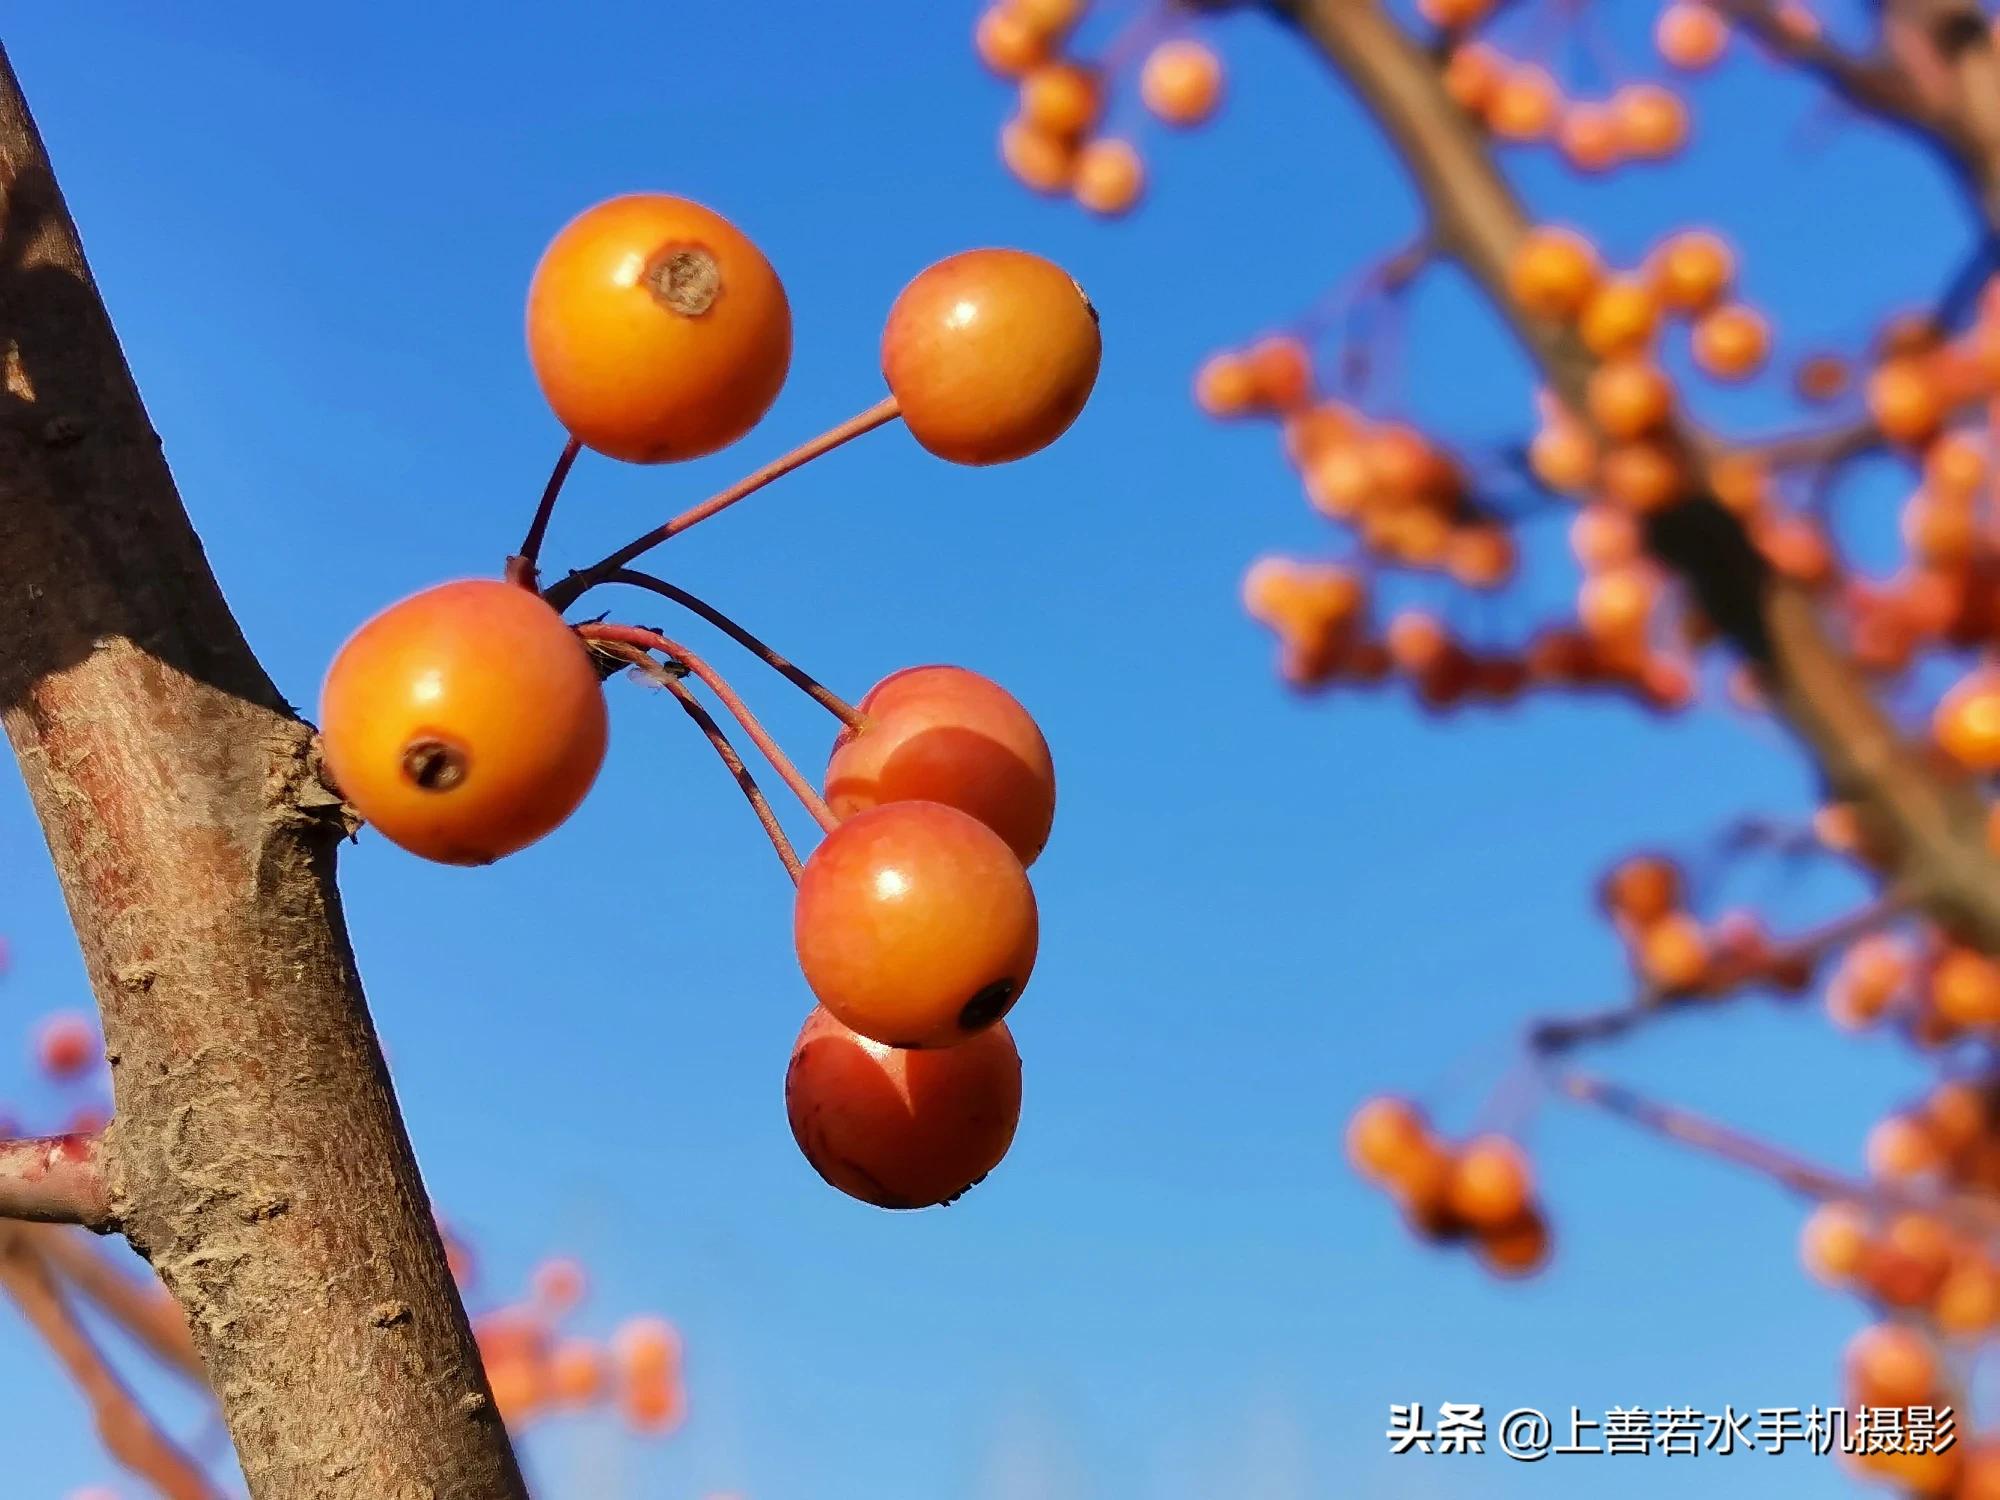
<box><xmin>545</xmin><ymin>396</ymin><xmax>903</xmax><ymax>611</ymax></box>
<box><xmin>577</xmin><ymin>622</ymin><xmax>839</xmax><ymax>831</ymax></box>
<box><xmin>0</xmin><ymin>1228</ymin><xmax>220</xmax><ymax>1500</ymax></box>
<box><xmin>1553</xmin><ymin>1069</ymin><xmax>2000</xmax><ymax>1242</ymax></box>
<box><xmin>594</xmin><ymin>641</ymin><xmax>805</xmax><ymax>880</ymax></box>
<box><xmin>32</xmin><ymin>1226</ymin><xmax>203</xmax><ymax>1382</ymax></box>
<box><xmin>605</xmin><ymin>569</ymin><xmax>866</xmax><ymax>729</ymax></box>
<box><xmin>1528</xmin><ymin>894</ymin><xmax>1912</xmax><ymax>1055</ymax></box>
<box><xmin>1702</xmin><ymin>0</ymin><xmax>1927</xmax><ymax>123</ymax></box>
<box><xmin>1280</xmin><ymin>0</ymin><xmax>2000</xmax><ymax>951</ymax></box>
<box><xmin>0</xmin><ymin>1132</ymin><xmax>112</xmax><ymax>1230</ymax></box>
<box><xmin>506</xmin><ymin>434</ymin><xmax>583</xmax><ymax>589</ymax></box>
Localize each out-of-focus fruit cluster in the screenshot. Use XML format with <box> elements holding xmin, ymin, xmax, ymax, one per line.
<box><xmin>975</xmin><ymin>0</ymin><xmax>1224</xmax><ymax>217</ymax></box>
<box><xmin>1345</xmin><ymin>1097</ymin><xmax>1551</xmax><ymax>1278</ymax></box>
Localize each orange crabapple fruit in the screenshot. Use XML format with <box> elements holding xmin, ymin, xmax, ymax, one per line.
<box><xmin>1586</xmin><ymin>357</ymin><xmax>1674</xmax><ymax>440</ymax></box>
<box><xmin>1647</xmin><ymin>230</ymin><xmax>1734</xmax><ymax>315</ymax></box>
<box><xmin>1932</xmin><ymin>947</ymin><xmax>2000</xmax><ymax>1028</ymax></box>
<box><xmin>1611</xmin><ymin>83</ymin><xmax>1689</xmax><ymax>159</ymax></box>
<box><xmin>320</xmin><ymin>580</ymin><xmax>608</xmax><ymax>865</ymax></box>
<box><xmin>1443</xmin><ymin>43</ymin><xmax>1504</xmax><ymax>114</ymax></box>
<box><xmin>825</xmin><ymin>665</ymin><xmax>1056</xmax><ymax>867</ymax></box>
<box><xmin>1485</xmin><ymin>65</ymin><xmax>1561</xmax><ymax>142</ymax></box>
<box><xmin>1657</xmin><ymin>2</ymin><xmax>1729</xmax><ymax>69</ymax></box>
<box><xmin>1600</xmin><ymin>439</ymin><xmax>1684</xmax><ymax>513</ymax></box>
<box><xmin>1867</xmin><ymin>1114</ymin><xmax>1942</xmax><ymax>1181</ymax></box>
<box><xmin>1600</xmin><ymin>852</ymin><xmax>1683</xmax><ymax>927</ymax></box>
<box><xmin>1799</xmin><ymin>1201</ymin><xmax>1870</xmax><ymax>1285</ymax></box>
<box><xmin>1345</xmin><ymin>1096</ymin><xmax>1431</xmax><ymax>1181</ymax></box>
<box><xmin>526</xmin><ymin>194</ymin><xmax>792</xmax><ymax>463</ymax></box>
<box><xmin>785</xmin><ymin>1005</ymin><xmax>1022</xmax><ymax>1209</ymax></box>
<box><xmin>1446</xmin><ymin>1135</ymin><xmax>1533</xmax><ymax>1231</ymax></box>
<box><xmin>1009</xmin><ymin>0</ymin><xmax>1085</xmax><ymax>39</ymax></box>
<box><xmin>1073</xmin><ymin>138</ymin><xmax>1144</xmax><ymax>217</ymax></box>
<box><xmin>1507</xmin><ymin>227</ymin><xmax>1600</xmax><ymax>320</ymax></box>
<box><xmin>882</xmin><ymin>248</ymin><xmax>1101</xmax><ymax>465</ymax></box>
<box><xmin>1417</xmin><ymin>0</ymin><xmax>1494</xmax><ymax>26</ymax></box>
<box><xmin>1194</xmin><ymin>351</ymin><xmax>1259</xmax><ymax>417</ymax></box>
<box><xmin>1868</xmin><ymin>356</ymin><xmax>1945</xmax><ymax>447</ymax></box>
<box><xmin>1935</xmin><ymin>667</ymin><xmax>2000</xmax><ymax>773</ymax></box>
<box><xmin>1474</xmin><ymin>1210</ymin><xmax>1552</xmax><ymax>1278</ymax></box>
<box><xmin>1557</xmin><ymin>104</ymin><xmax>1623</xmax><ymax>174</ymax></box>
<box><xmin>794</xmin><ymin>800</ymin><xmax>1038</xmax><ymax>1047</ymax></box>
<box><xmin>1637</xmin><ymin>912</ymin><xmax>1708</xmax><ymax>992</ymax></box>
<box><xmin>1579</xmin><ymin>276</ymin><xmax>1660</xmax><ymax>358</ymax></box>
<box><xmin>1140</xmin><ymin>38</ymin><xmax>1224</xmax><ymax>127</ymax></box>
<box><xmin>1690</xmin><ymin>304</ymin><xmax>1770</xmax><ymax>381</ymax></box>
<box><xmin>976</xmin><ymin>7</ymin><xmax>1048</xmax><ymax>78</ymax></box>
<box><xmin>1001</xmin><ymin>118</ymin><xmax>1077</xmax><ymax>195</ymax></box>
<box><xmin>1845</xmin><ymin>1322</ymin><xmax>1938</xmax><ymax>1409</ymax></box>
<box><xmin>1019</xmin><ymin>61</ymin><xmax>1102</xmax><ymax>140</ymax></box>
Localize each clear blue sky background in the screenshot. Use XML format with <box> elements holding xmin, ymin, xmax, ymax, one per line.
<box><xmin>0</xmin><ymin>2</ymin><xmax>1982</xmax><ymax>1496</ymax></box>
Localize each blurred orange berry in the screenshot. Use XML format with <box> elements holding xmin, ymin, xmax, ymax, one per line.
<box><xmin>1140</xmin><ymin>39</ymin><xmax>1224</xmax><ymax>127</ymax></box>
<box><xmin>1648</xmin><ymin>230</ymin><xmax>1735</xmax><ymax>315</ymax></box>
<box><xmin>1691</xmin><ymin>304</ymin><xmax>1770</xmax><ymax>381</ymax></box>
<box><xmin>1073</xmin><ymin>138</ymin><xmax>1144</xmax><ymax>217</ymax></box>
<box><xmin>1508</xmin><ymin>227</ymin><xmax>1600</xmax><ymax>320</ymax></box>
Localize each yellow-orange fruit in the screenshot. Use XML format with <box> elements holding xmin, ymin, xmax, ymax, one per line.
<box><xmin>527</xmin><ymin>194</ymin><xmax>792</xmax><ymax>462</ymax></box>
<box><xmin>1447</xmin><ymin>1135</ymin><xmax>1534</xmax><ymax>1230</ymax></box>
<box><xmin>1936</xmin><ymin>667</ymin><xmax>2000</xmax><ymax>772</ymax></box>
<box><xmin>883</xmin><ymin>248</ymin><xmax>1100</xmax><ymax>464</ymax></box>
<box><xmin>1508</xmin><ymin>227</ymin><xmax>1601</xmax><ymax>320</ymax></box>
<box><xmin>320</xmin><ymin>581</ymin><xmax>608</xmax><ymax>865</ymax></box>
<box><xmin>785</xmin><ymin>1005</ymin><xmax>1022</xmax><ymax>1208</ymax></box>
<box><xmin>1648</xmin><ymin>230</ymin><xmax>1734</xmax><ymax>314</ymax></box>
<box><xmin>1073</xmin><ymin>138</ymin><xmax>1144</xmax><ymax>216</ymax></box>
<box><xmin>825</xmin><ymin>665</ymin><xmax>1056</xmax><ymax>866</ymax></box>
<box><xmin>1586</xmin><ymin>358</ymin><xmax>1674</xmax><ymax>439</ymax></box>
<box><xmin>1691</xmin><ymin>304</ymin><xmax>1770</xmax><ymax>381</ymax></box>
<box><xmin>1140</xmin><ymin>39</ymin><xmax>1224</xmax><ymax>127</ymax></box>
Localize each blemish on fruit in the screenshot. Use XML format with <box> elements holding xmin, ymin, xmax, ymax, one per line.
<box><xmin>646</xmin><ymin>246</ymin><xmax>721</xmax><ymax>316</ymax></box>
<box><xmin>400</xmin><ymin>738</ymin><xmax>468</xmax><ymax>793</ymax></box>
<box><xmin>959</xmin><ymin>978</ymin><xmax>1016</xmax><ymax>1033</ymax></box>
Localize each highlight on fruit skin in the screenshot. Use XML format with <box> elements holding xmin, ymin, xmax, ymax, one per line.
<box><xmin>881</xmin><ymin>247</ymin><xmax>1102</xmax><ymax>465</ymax></box>
<box><xmin>785</xmin><ymin>1005</ymin><xmax>1023</xmax><ymax>1209</ymax></box>
<box><xmin>526</xmin><ymin>193</ymin><xmax>793</xmax><ymax>463</ymax></box>
<box><xmin>319</xmin><ymin>579</ymin><xmax>608</xmax><ymax>865</ymax></box>
<box><xmin>794</xmin><ymin>800</ymin><xmax>1039</xmax><ymax>1048</ymax></box>
<box><xmin>824</xmin><ymin>665</ymin><xmax>1057</xmax><ymax>867</ymax></box>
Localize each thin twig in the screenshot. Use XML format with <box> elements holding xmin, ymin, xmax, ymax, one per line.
<box><xmin>605</xmin><ymin>569</ymin><xmax>865</xmax><ymax>729</ymax></box>
<box><xmin>578</xmin><ymin>623</ymin><xmax>838</xmax><ymax>831</ymax></box>
<box><xmin>595</xmin><ymin>641</ymin><xmax>803</xmax><ymax>880</ymax></box>
<box><xmin>545</xmin><ymin>397</ymin><xmax>902</xmax><ymax>611</ymax></box>
<box><xmin>0</xmin><ymin>1227</ymin><xmax>219</xmax><ymax>1499</ymax></box>
<box><xmin>506</xmin><ymin>435</ymin><xmax>583</xmax><ymax>589</ymax></box>
<box><xmin>1528</xmin><ymin>893</ymin><xmax>1912</xmax><ymax>1054</ymax></box>
<box><xmin>32</xmin><ymin>1225</ymin><xmax>202</xmax><ymax>1381</ymax></box>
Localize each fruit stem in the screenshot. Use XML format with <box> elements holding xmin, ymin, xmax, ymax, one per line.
<box><xmin>605</xmin><ymin>569</ymin><xmax>866</xmax><ymax>730</ymax></box>
<box><xmin>544</xmin><ymin>396</ymin><xmax>902</xmax><ymax>610</ymax></box>
<box><xmin>593</xmin><ymin>640</ymin><xmax>801</xmax><ymax>881</ymax></box>
<box><xmin>507</xmin><ymin>434</ymin><xmax>583</xmax><ymax>589</ymax></box>
<box><xmin>576</xmin><ymin>621</ymin><xmax>840</xmax><ymax>833</ymax></box>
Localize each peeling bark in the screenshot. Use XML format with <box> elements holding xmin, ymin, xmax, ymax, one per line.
<box><xmin>0</xmin><ymin>43</ymin><xmax>528</xmax><ymax>1500</ymax></box>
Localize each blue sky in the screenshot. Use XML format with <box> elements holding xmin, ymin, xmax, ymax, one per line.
<box><xmin>0</xmin><ymin>2</ymin><xmax>1983</xmax><ymax>1496</ymax></box>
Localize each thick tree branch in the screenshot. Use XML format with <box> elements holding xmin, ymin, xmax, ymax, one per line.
<box><xmin>0</xmin><ymin>43</ymin><xmax>527</xmax><ymax>1499</ymax></box>
<box><xmin>1281</xmin><ymin>0</ymin><xmax>2000</xmax><ymax>951</ymax></box>
<box><xmin>0</xmin><ymin>1131</ymin><xmax>112</xmax><ymax>1229</ymax></box>
<box><xmin>0</xmin><ymin>1227</ymin><xmax>219</xmax><ymax>1500</ymax></box>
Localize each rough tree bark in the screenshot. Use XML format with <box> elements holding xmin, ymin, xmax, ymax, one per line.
<box><xmin>1278</xmin><ymin>0</ymin><xmax>2000</xmax><ymax>952</ymax></box>
<box><xmin>0</xmin><ymin>43</ymin><xmax>529</xmax><ymax>1500</ymax></box>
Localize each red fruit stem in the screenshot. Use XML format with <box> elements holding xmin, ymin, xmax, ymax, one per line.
<box><xmin>579</xmin><ymin>622</ymin><xmax>839</xmax><ymax>833</ymax></box>
<box><xmin>544</xmin><ymin>395</ymin><xmax>903</xmax><ymax>610</ymax></box>
<box><xmin>0</xmin><ymin>1131</ymin><xmax>112</xmax><ymax>1230</ymax></box>
<box><xmin>507</xmin><ymin>433</ymin><xmax>583</xmax><ymax>589</ymax></box>
<box><xmin>598</xmin><ymin>640</ymin><xmax>803</xmax><ymax>881</ymax></box>
<box><xmin>605</xmin><ymin>569</ymin><xmax>866</xmax><ymax>729</ymax></box>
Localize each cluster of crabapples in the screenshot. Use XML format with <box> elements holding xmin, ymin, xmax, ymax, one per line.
<box><xmin>1345</xmin><ymin>1097</ymin><xmax>1551</xmax><ymax>1279</ymax></box>
<box><xmin>316</xmin><ymin>191</ymin><xmax>1101</xmax><ymax>1210</ymax></box>
<box><xmin>975</xmin><ymin>0</ymin><xmax>1223</xmax><ymax>217</ymax></box>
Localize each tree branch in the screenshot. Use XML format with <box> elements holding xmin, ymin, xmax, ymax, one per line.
<box><xmin>0</xmin><ymin>42</ymin><xmax>527</xmax><ymax>1499</ymax></box>
<box><xmin>1281</xmin><ymin>0</ymin><xmax>2000</xmax><ymax>951</ymax></box>
<box><xmin>33</xmin><ymin>1225</ymin><xmax>203</xmax><ymax>1382</ymax></box>
<box><xmin>0</xmin><ymin>1131</ymin><xmax>113</xmax><ymax>1229</ymax></box>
